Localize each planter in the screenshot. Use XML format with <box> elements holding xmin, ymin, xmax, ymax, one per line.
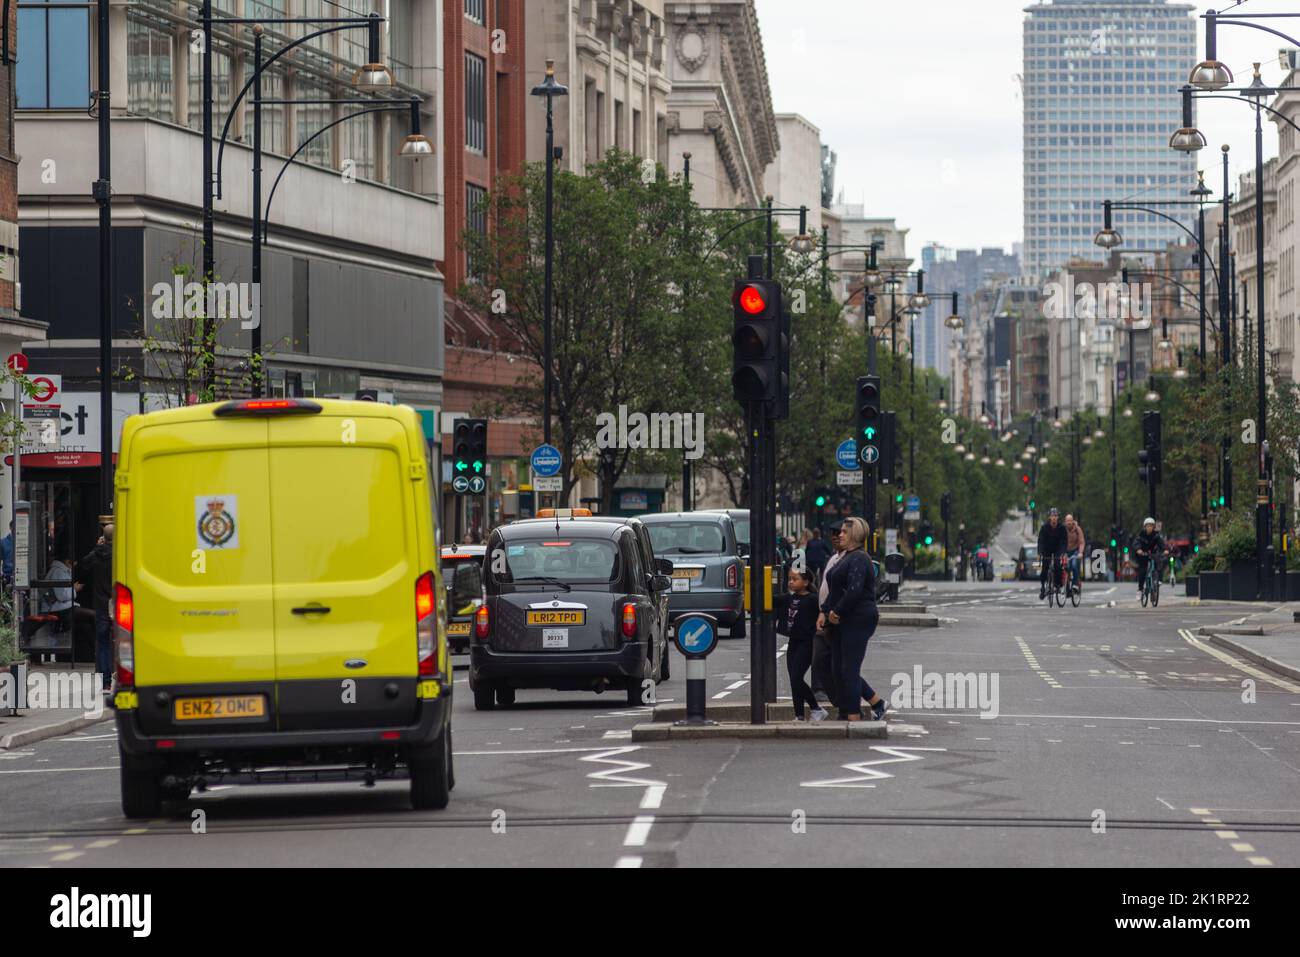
<box><xmin>1198</xmin><ymin>571</ymin><xmax>1230</xmax><ymax>600</ymax></box>
<box><xmin>1229</xmin><ymin>560</ymin><xmax>1261</xmax><ymax>601</ymax></box>
<box><xmin>1184</xmin><ymin>575</ymin><xmax>1198</xmax><ymax>598</ymax></box>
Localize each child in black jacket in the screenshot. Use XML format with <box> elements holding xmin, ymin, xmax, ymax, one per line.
<box><xmin>775</xmin><ymin>567</ymin><xmax>827</xmax><ymax>721</ymax></box>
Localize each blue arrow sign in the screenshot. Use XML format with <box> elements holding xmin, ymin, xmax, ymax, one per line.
<box><xmin>531</xmin><ymin>444</ymin><xmax>562</xmax><ymax>478</ymax></box>
<box><xmin>674</xmin><ymin>614</ymin><xmax>718</xmax><ymax>658</ymax></box>
<box><xmin>836</xmin><ymin>439</ymin><xmax>859</xmax><ymax>471</ymax></box>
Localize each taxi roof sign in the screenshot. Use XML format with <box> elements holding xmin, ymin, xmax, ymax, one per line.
<box><xmin>535</xmin><ymin>508</ymin><xmax>593</xmax><ymax>519</ymax></box>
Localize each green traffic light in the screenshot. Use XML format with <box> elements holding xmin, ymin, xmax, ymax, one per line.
<box><xmin>895</xmin><ymin>494</ymin><xmax>904</xmax><ymax>504</ymax></box>
<box><xmin>864</xmin><ymin>427</ymin><xmax>877</xmax><ymax>440</ymax></box>
<box><xmin>1123</xmin><ymin>547</ymin><xmax>1130</xmax><ymax>555</ymax></box>
<box><xmin>924</xmin><ymin>536</ymin><xmax>934</xmax><ymax>546</ymax></box>
<box><xmin>1193</xmin><ymin>545</ymin><xmax>1200</xmax><ymax>554</ymax></box>
<box><xmin>815</xmin><ymin>496</ymin><xmax>827</xmax><ymax>508</ymax></box>
<box><xmin>1109</xmin><ymin>538</ymin><xmax>1118</xmax><ymax>548</ymax></box>
<box><xmin>455</xmin><ymin>461</ymin><xmax>468</xmax><ymax>472</ymax></box>
<box><xmin>473</xmin><ymin>460</ymin><xmax>485</xmax><ymax>473</ymax></box>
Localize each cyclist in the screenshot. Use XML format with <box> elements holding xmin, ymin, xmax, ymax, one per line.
<box><xmin>1064</xmin><ymin>513</ymin><xmax>1086</xmax><ymax>592</ymax></box>
<box><xmin>1133</xmin><ymin>518</ymin><xmax>1165</xmax><ymax>599</ymax></box>
<box><xmin>1037</xmin><ymin>507</ymin><xmax>1069</xmax><ymax>600</ymax></box>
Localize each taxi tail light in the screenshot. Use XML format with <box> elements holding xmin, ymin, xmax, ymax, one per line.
<box><xmin>621</xmin><ymin>602</ymin><xmax>637</xmax><ymax>639</ymax></box>
<box><xmin>474</xmin><ymin>603</ymin><xmax>491</xmax><ymax>639</ymax></box>
<box><xmin>114</xmin><ymin>582</ymin><xmax>135</xmax><ymax>687</ymax></box>
<box><xmin>726</xmin><ymin>563</ymin><xmax>739</xmax><ymax>589</ymax></box>
<box><xmin>416</xmin><ymin>572</ymin><xmax>438</xmax><ymax>676</ymax></box>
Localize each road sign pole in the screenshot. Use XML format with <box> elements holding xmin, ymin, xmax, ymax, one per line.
<box><xmin>763</xmin><ymin>410</ymin><xmax>777</xmax><ymax>704</ymax></box>
<box><xmin>746</xmin><ymin>403</ymin><xmax>764</xmax><ymax>725</ymax></box>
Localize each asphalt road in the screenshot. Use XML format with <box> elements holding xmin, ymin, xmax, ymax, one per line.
<box><xmin>2</xmin><ymin>575</ymin><xmax>1298</xmax><ymax>868</ymax></box>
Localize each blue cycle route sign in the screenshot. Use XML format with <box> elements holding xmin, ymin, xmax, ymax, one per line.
<box><xmin>836</xmin><ymin>439</ymin><xmax>859</xmax><ymax>471</ymax></box>
<box><xmin>530</xmin><ymin>444</ymin><xmax>562</xmax><ymax>478</ymax></box>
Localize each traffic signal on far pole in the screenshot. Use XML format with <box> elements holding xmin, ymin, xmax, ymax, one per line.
<box><xmin>855</xmin><ymin>376</ymin><xmax>882</xmax><ymax>468</ymax></box>
<box><xmin>1142</xmin><ymin>410</ymin><xmax>1162</xmax><ymax>484</ymax></box>
<box><xmin>940</xmin><ymin>491</ymin><xmax>952</xmax><ymax>522</ymax></box>
<box><xmin>454</xmin><ymin>418</ymin><xmax>488</xmax><ymax>481</ymax></box>
<box><xmin>732</xmin><ymin>279</ymin><xmax>784</xmax><ymax>404</ymax></box>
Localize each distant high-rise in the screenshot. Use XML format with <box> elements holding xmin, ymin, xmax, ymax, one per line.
<box><xmin>1022</xmin><ymin>0</ymin><xmax>1197</xmax><ymax>280</ymax></box>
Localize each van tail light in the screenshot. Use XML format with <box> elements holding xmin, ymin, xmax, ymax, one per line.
<box><xmin>726</xmin><ymin>563</ymin><xmax>739</xmax><ymax>589</ymax></box>
<box><xmin>114</xmin><ymin>583</ymin><xmax>135</xmax><ymax>688</ymax></box>
<box><xmin>474</xmin><ymin>604</ymin><xmax>490</xmax><ymax>639</ymax></box>
<box><xmin>621</xmin><ymin>602</ymin><xmax>637</xmax><ymax>639</ymax></box>
<box><xmin>416</xmin><ymin>572</ymin><xmax>438</xmax><ymax>677</ymax></box>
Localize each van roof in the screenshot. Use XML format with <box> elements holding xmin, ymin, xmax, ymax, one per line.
<box><xmin>124</xmin><ymin>398</ymin><xmax>418</xmax><ymax>428</ymax></box>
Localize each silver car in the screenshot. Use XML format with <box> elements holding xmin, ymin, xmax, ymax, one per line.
<box><xmin>640</xmin><ymin>512</ymin><xmax>747</xmax><ymax>639</ymax></box>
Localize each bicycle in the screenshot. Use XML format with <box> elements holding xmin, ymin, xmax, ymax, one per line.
<box><xmin>1138</xmin><ymin>550</ymin><xmax>1163</xmax><ymax>607</ymax></box>
<box><xmin>1063</xmin><ymin>553</ymin><xmax>1081</xmax><ymax>608</ymax></box>
<box><xmin>1041</xmin><ymin>554</ymin><xmax>1066</xmax><ymax>608</ymax></box>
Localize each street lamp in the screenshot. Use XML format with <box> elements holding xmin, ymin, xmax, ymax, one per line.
<box><xmin>1170</xmin><ymin>85</ymin><xmax>1208</xmax><ymax>152</ymax></box>
<box><xmin>531</xmin><ymin>60</ymin><xmax>569</xmax><ymax>448</ymax></box>
<box><xmin>944</xmin><ymin>292</ymin><xmax>963</xmax><ymax>330</ymax></box>
<box><xmin>909</xmin><ymin>269</ymin><xmax>931</xmax><ymax>310</ymax></box>
<box><xmin>1094</xmin><ymin>199</ymin><xmax>1123</xmax><ymax>249</ymax></box>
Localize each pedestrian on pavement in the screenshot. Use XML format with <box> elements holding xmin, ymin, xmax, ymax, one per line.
<box><xmin>813</xmin><ymin>521</ymin><xmax>845</xmax><ymax>704</ymax></box>
<box><xmin>821</xmin><ymin>516</ymin><xmax>886</xmax><ymax>722</ymax></box>
<box><xmin>1</xmin><ymin>520</ymin><xmax>14</xmax><ymax>585</ymax></box>
<box><xmin>805</xmin><ymin>527</ymin><xmax>831</xmax><ymax>583</ymax></box>
<box><xmin>77</xmin><ymin>524</ymin><xmax>114</xmax><ymax>691</ymax></box>
<box><xmin>775</xmin><ymin>567</ymin><xmax>827</xmax><ymax>722</ymax></box>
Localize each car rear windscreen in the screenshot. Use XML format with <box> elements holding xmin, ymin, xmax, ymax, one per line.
<box><xmin>646</xmin><ymin>522</ymin><xmax>726</xmax><ymax>555</ymax></box>
<box><xmin>495</xmin><ymin>540</ymin><xmax>618</xmax><ymax>583</ymax></box>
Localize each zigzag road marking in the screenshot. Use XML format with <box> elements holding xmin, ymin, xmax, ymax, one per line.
<box><xmin>580</xmin><ymin>746</ymin><xmax>664</xmax><ymax>789</ymax></box>
<box><xmin>800</xmin><ymin>746</ymin><xmax>947</xmax><ymax>789</ymax></box>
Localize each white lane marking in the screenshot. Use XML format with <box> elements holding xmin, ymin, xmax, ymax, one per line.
<box><xmin>581</xmin><ymin>747</ymin><xmax>663</xmax><ymax>789</ymax></box>
<box><xmin>602</xmin><ymin>730</ymin><xmax>633</xmax><ymax>740</ymax></box>
<box><xmin>457</xmin><ymin>747</ymin><xmax>620</xmax><ymax>757</ymax></box>
<box><xmin>1177</xmin><ymin>628</ymin><xmax>1300</xmax><ymax>692</ymax></box>
<box><xmin>50</xmin><ymin>852</ymin><xmax>83</xmax><ymax>862</ymax></box>
<box><xmin>640</xmin><ymin>785</ymin><xmax>666</xmax><ymax>810</ymax></box>
<box><xmin>1191</xmin><ymin>807</ymin><xmax>1273</xmax><ymax>866</ymax></box>
<box><xmin>888</xmin><ymin>711</ymin><xmax>1300</xmax><ymax>727</ymax></box>
<box><xmin>614</xmin><ymin>856</ymin><xmax>643</xmax><ymax>868</ymax></box>
<box><xmin>801</xmin><ymin>746</ymin><xmax>946</xmax><ymax>789</ymax></box>
<box><xmin>83</xmin><ymin>839</ymin><xmax>119</xmax><ymax>849</ymax></box>
<box><xmin>0</xmin><ymin>766</ymin><xmax>118</xmax><ymax>774</ymax></box>
<box><xmin>56</xmin><ymin>734</ymin><xmax>118</xmax><ymax>742</ymax></box>
<box><xmin>725</xmin><ymin>681</ymin><xmax>748</xmax><ymax>691</ymax></box>
<box><xmin>712</xmin><ymin>691</ymin><xmax>731</xmax><ymax>699</ymax></box>
<box><xmin>624</xmin><ymin>815</ymin><xmax>655</xmax><ymax>847</ymax></box>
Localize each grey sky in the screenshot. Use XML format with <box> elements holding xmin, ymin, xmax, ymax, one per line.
<box><xmin>754</xmin><ymin>0</ymin><xmax>1296</xmax><ymax>257</ymax></box>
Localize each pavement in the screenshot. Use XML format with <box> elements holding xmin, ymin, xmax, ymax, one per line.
<box><xmin>1</xmin><ymin>520</ymin><xmax>1298</xmax><ymax>868</ymax></box>
<box><xmin>1194</xmin><ymin>607</ymin><xmax>1300</xmax><ymax>685</ymax></box>
<box><xmin>0</xmin><ymin>663</ymin><xmax>113</xmax><ymax>751</ymax></box>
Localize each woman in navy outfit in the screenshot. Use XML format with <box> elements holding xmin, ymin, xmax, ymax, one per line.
<box><xmin>820</xmin><ymin>516</ymin><xmax>887</xmax><ymax>721</ymax></box>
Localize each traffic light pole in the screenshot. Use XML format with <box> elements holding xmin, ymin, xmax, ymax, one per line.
<box><xmin>746</xmin><ymin>402</ymin><xmax>765</xmax><ymax>725</ymax></box>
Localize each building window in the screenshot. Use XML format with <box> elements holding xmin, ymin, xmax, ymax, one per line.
<box><xmin>465</xmin><ymin>0</ymin><xmax>486</xmax><ymax>25</ymax></box>
<box><xmin>466</xmin><ymin>52</ymin><xmax>487</xmax><ymax>153</ymax></box>
<box><xmin>340</xmin><ymin>100</ymin><xmax>376</xmax><ymax>183</ymax></box>
<box><xmin>127</xmin><ymin>11</ymin><xmax>175</xmax><ymax>121</ymax></box>
<box><xmin>466</xmin><ymin>183</ymin><xmax>488</xmax><ymax>277</ymax></box>
<box><xmin>17</xmin><ymin>1</ymin><xmax>91</xmax><ymax>109</ymax></box>
<box><xmin>244</xmin><ymin>63</ymin><xmax>286</xmax><ymax>155</ymax></box>
<box><xmin>296</xmin><ymin>77</ymin><xmax>333</xmax><ymax>168</ymax></box>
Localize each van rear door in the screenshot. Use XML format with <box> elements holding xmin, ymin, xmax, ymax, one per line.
<box><xmin>267</xmin><ymin>414</ymin><xmax>421</xmax><ymax>730</ymax></box>
<box><xmin>128</xmin><ymin>419</ymin><xmax>277</xmax><ymax>734</ymax></box>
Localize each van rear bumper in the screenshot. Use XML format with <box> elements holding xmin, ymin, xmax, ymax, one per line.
<box><xmin>115</xmin><ymin>695</ymin><xmax>449</xmax><ymax>757</ymax></box>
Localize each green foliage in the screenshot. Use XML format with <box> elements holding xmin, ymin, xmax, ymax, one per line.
<box><xmin>1203</xmin><ymin>511</ymin><xmax>1258</xmax><ymax>570</ymax></box>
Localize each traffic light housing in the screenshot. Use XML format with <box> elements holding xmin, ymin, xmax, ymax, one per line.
<box><xmin>1142</xmin><ymin>410</ymin><xmax>1162</xmax><ymax>484</ymax></box>
<box><xmin>453</xmin><ymin>418</ymin><xmax>488</xmax><ymax>480</ymax></box>
<box><xmin>880</xmin><ymin>410</ymin><xmax>898</xmax><ymax>486</ymax></box>
<box><xmin>732</xmin><ymin>279</ymin><xmax>785</xmax><ymax>404</ymax></box>
<box><xmin>941</xmin><ymin>491</ymin><xmax>952</xmax><ymax>523</ymax></box>
<box><xmin>855</xmin><ymin>376</ymin><xmax>882</xmax><ymax>471</ymax></box>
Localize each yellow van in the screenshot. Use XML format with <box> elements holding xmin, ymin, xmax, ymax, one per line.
<box><xmin>111</xmin><ymin>398</ymin><xmax>452</xmax><ymax>817</ymax></box>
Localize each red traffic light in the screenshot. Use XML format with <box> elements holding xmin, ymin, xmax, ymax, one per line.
<box><xmin>738</xmin><ymin>285</ymin><xmax>767</xmax><ymax>315</ymax></box>
<box><xmin>1021</xmin><ymin>474</ymin><xmax>1030</xmax><ymax>484</ymax></box>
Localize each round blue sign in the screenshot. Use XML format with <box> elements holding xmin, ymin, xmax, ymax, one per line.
<box><xmin>673</xmin><ymin>614</ymin><xmax>718</xmax><ymax>659</ymax></box>
<box><xmin>836</xmin><ymin>439</ymin><xmax>859</xmax><ymax>471</ymax></box>
<box><xmin>531</xmin><ymin>444</ymin><xmax>563</xmax><ymax>478</ymax></box>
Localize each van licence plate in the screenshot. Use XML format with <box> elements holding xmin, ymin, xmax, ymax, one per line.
<box><xmin>174</xmin><ymin>695</ymin><xmax>266</xmax><ymax>721</ymax></box>
<box><xmin>527</xmin><ymin>610</ymin><xmax>585</xmax><ymax>626</ymax></box>
<box><xmin>447</xmin><ymin>622</ymin><xmax>472</xmax><ymax>636</ymax></box>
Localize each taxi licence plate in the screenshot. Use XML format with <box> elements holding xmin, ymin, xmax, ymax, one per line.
<box><xmin>174</xmin><ymin>695</ymin><xmax>266</xmax><ymax>722</ymax></box>
<box><xmin>447</xmin><ymin>622</ymin><xmax>472</xmax><ymax>636</ymax></box>
<box><xmin>526</xmin><ymin>610</ymin><xmax>585</xmax><ymax>627</ymax></box>
<box><xmin>672</xmin><ymin>568</ymin><xmax>702</xmax><ymax>580</ymax></box>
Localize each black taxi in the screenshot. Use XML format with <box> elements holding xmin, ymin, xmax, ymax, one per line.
<box><xmin>469</xmin><ymin>511</ymin><xmax>673</xmax><ymax>709</ymax></box>
<box><xmin>440</xmin><ymin>544</ymin><xmax>486</xmax><ymax>655</ymax></box>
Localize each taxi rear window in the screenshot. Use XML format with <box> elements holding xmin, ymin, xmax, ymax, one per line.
<box><xmin>494</xmin><ymin>540</ymin><xmax>619</xmax><ymax>584</ymax></box>
<box><xmin>646</xmin><ymin>522</ymin><xmax>726</xmax><ymax>555</ymax></box>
